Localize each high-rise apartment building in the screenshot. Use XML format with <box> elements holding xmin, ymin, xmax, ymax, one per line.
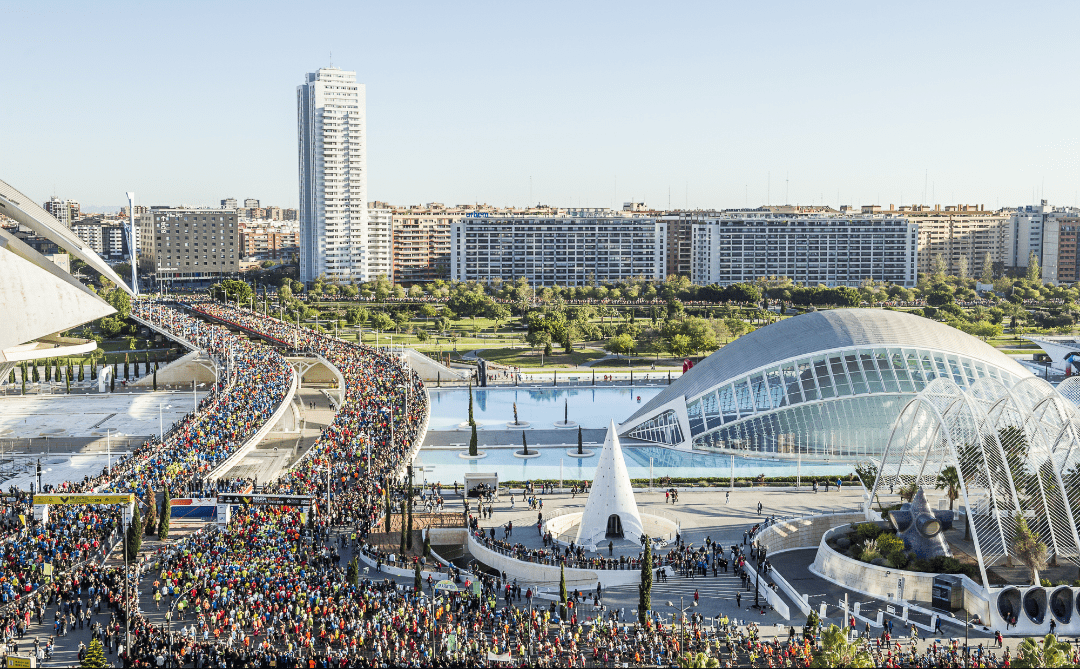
<box><xmin>392</xmin><ymin>205</ymin><xmax>461</xmax><ymax>285</ymax></box>
<box><xmin>691</xmin><ymin>211</ymin><xmax>918</xmax><ymax>287</ymax></box>
<box><xmin>43</xmin><ymin>197</ymin><xmax>79</xmax><ymax>227</ymax></box>
<box><xmin>243</xmin><ymin>198</ymin><xmax>260</xmax><ymax>209</ymax></box>
<box><xmin>450</xmin><ymin>211</ymin><xmax>666</xmax><ymax>286</ymax></box>
<box><xmin>221</xmin><ymin>198</ymin><xmax>237</xmax><ymax>209</ymax></box>
<box><xmin>884</xmin><ymin>205</ymin><xmax>1008</xmax><ymax>278</ymax></box>
<box><xmin>366</xmin><ymin>205</ymin><xmax>393</xmax><ymax>280</ymax></box>
<box><xmin>139</xmin><ymin>208</ymin><xmax>239</xmax><ymax>282</ymax></box>
<box><xmin>659</xmin><ymin>213</ymin><xmax>694</xmax><ymax>278</ymax></box>
<box><xmin>297</xmin><ymin>67</ymin><xmax>367</xmax><ymax>283</ymax></box>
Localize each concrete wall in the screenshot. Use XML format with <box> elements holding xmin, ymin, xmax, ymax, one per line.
<box><xmin>755</xmin><ymin>512</ymin><xmax>866</xmax><ymax>555</ymax></box>
<box><xmin>466</xmin><ymin>531</ymin><xmax>644</xmax><ymax>588</ymax></box>
<box><xmin>810</xmin><ymin>524</ymin><xmax>937</xmax><ymax>602</ymax></box>
<box><xmin>130</xmin><ymin>350</ymin><xmax>218</xmax><ymax>387</ymax></box>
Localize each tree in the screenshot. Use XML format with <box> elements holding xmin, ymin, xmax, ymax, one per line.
<box><xmin>384</xmin><ymin>488</ymin><xmax>392</xmax><ymax>533</ymax></box>
<box><xmin>152</xmin><ymin>366</ymin><xmax>157</xmax><ymax>391</ymax></box>
<box><xmin>81</xmin><ymin>636</ymin><xmax>108</xmax><ymax>668</ymax></box>
<box><xmin>466</xmin><ymin>380</ymin><xmax>475</xmax><ymax>425</ymax></box>
<box><xmin>605</xmin><ymin>333</ymin><xmax>635</xmax><ymax>358</ymax></box>
<box><xmin>406</xmin><ymin>468</ymin><xmax>414</xmax><ymax>550</ymax></box>
<box><xmin>980</xmin><ymin>252</ymin><xmax>994</xmax><ymax>285</ymax></box>
<box><xmin>935</xmin><ymin>466</ymin><xmax>961</xmax><ymax>510</ymax></box>
<box><xmin>423</xmin><ymin>530</ymin><xmax>431</xmax><ymax>557</ymax></box>
<box><xmin>1013</xmin><ymin>634</ymin><xmax>1076</xmax><ymax>668</ymax></box>
<box><xmin>932</xmin><ymin>253</ymin><xmax>948</xmax><ymax>281</ymax></box>
<box><xmin>346</xmin><ymin>556</ymin><xmax>360</xmax><ymax>586</ymax></box>
<box><xmin>810</xmin><ymin>624</ymin><xmax>874</xmax><ymax>668</ymax></box>
<box><xmin>125</xmin><ymin>502</ymin><xmax>142</xmax><ymax>562</ymax></box>
<box><xmin>1013</xmin><ymin>512</ymin><xmax>1048</xmax><ymax>584</ymax></box>
<box><xmin>898</xmin><ymin>482</ymin><xmax>918</xmax><ymax>502</ymax></box>
<box><xmin>957</xmin><ymin>255</ymin><xmax>969</xmax><ymax>282</ymax></box>
<box><xmin>104</xmin><ymin>287</ymin><xmax>132</xmax><ymax>318</ymax></box>
<box><xmin>559</xmin><ymin>564</ymin><xmax>568</xmax><ymax>620</ymax></box>
<box><xmin>1027</xmin><ymin>250</ymin><xmax>1041</xmax><ymax>283</ymax></box>
<box><xmin>414</xmin><ymin>561</ymin><xmax>422</xmax><ymax>593</ymax></box>
<box><xmin>469</xmin><ymin>422</ymin><xmax>478</xmax><ymax>457</ymax></box>
<box><xmin>144</xmin><ymin>487</ymin><xmax>158</xmax><ymax>536</ymax></box>
<box><xmin>678</xmin><ymin>653</ymin><xmax>720</xmax><ymax>668</ymax></box>
<box><xmin>158</xmin><ymin>488</ymin><xmax>171</xmax><ymax>541</ymax></box>
<box><xmin>399</xmin><ymin>492</ymin><xmax>407</xmax><ymax>556</ymax></box>
<box><xmin>578</xmin><ymin>425</ymin><xmax>584</xmax><ymax>456</ymax></box>
<box><xmin>639</xmin><ymin>536</ymin><xmax>652</xmax><ymax>624</ymax></box>
<box><xmin>521</xmin><ymin>431</ymin><xmax>530</xmax><ymax>456</ymax></box>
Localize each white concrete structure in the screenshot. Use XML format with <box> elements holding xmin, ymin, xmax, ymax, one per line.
<box><xmin>450</xmin><ymin>211</ymin><xmax>666</xmax><ymax>286</ymax></box>
<box><xmin>689</xmin><ymin>210</ymin><xmax>918</xmax><ymax>287</ymax></box>
<box><xmin>0</xmin><ymin>177</ymin><xmax>124</xmax><ymax>381</ymax></box>
<box><xmin>297</xmin><ymin>67</ymin><xmax>368</xmax><ymax>283</ymax></box>
<box><xmin>576</xmin><ymin>421</ymin><xmax>644</xmax><ymax>548</ymax></box>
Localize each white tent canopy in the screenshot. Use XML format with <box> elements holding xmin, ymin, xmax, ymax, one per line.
<box><xmin>576</xmin><ymin>420</ymin><xmax>644</xmax><ymax>548</ymax></box>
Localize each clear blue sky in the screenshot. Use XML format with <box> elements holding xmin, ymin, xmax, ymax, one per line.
<box><xmin>3</xmin><ymin>1</ymin><xmax>1078</xmax><ymax>211</ymax></box>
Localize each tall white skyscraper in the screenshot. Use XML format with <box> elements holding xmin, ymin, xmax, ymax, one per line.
<box><xmin>297</xmin><ymin>67</ymin><xmax>367</xmax><ymax>283</ymax></box>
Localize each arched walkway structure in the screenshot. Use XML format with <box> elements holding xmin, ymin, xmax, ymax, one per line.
<box><xmin>872</xmin><ymin>376</ymin><xmax>1080</xmax><ymax>591</ymax></box>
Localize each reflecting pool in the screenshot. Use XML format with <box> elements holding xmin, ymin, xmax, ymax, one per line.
<box><xmin>416</xmin><ymin>445</ymin><xmax>856</xmax><ymax>484</ymax></box>
<box><xmin>426</xmin><ymin>386</ymin><xmax>665</xmax><ymax>431</ymax></box>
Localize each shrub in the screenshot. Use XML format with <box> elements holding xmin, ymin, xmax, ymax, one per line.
<box><xmin>853</xmin><ymin>523</ymin><xmax>883</xmax><ymax>544</ymax></box>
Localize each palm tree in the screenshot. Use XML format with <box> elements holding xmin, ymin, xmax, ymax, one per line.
<box><xmin>935</xmin><ymin>466</ymin><xmax>961</xmax><ymax>510</ymax></box>
<box><xmin>810</xmin><ymin>624</ymin><xmax>874</xmax><ymax>668</ymax></box>
<box><xmin>1013</xmin><ymin>634</ymin><xmax>1075</xmax><ymax>668</ymax></box>
<box><xmin>898</xmin><ymin>482</ymin><xmax>918</xmax><ymax>502</ymax></box>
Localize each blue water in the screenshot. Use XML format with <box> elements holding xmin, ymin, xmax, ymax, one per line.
<box><xmin>416</xmin><ymin>446</ymin><xmax>855</xmax><ymax>484</ymax></box>
<box><xmin>426</xmin><ymin>386</ymin><xmax>665</xmax><ymax>431</ymax></box>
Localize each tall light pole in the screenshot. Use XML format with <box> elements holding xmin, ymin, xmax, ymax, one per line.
<box><xmin>158</xmin><ymin>403</ymin><xmax>173</xmax><ymax>441</ymax></box>
<box><xmin>126</xmin><ymin>192</ymin><xmax>138</xmax><ymax>296</ymax></box>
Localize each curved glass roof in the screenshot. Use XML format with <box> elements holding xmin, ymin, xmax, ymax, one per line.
<box><xmin>624</xmin><ymin>309</ymin><xmax>1030</xmax><ymax>426</ymax></box>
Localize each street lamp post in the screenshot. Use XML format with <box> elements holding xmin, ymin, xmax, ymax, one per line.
<box><xmin>158</xmin><ymin>403</ymin><xmax>173</xmax><ymax>442</ymax></box>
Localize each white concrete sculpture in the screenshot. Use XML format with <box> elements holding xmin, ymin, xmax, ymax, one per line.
<box><xmin>576</xmin><ymin>420</ymin><xmax>644</xmax><ymax>549</ymax></box>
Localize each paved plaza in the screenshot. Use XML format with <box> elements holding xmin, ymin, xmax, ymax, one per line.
<box><xmin>0</xmin><ymin>391</ymin><xmax>206</xmax><ymax>441</ymax></box>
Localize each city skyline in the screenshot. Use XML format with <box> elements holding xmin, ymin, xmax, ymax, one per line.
<box><xmin>2</xmin><ymin>1</ymin><xmax>1079</xmax><ymax>211</ymax></box>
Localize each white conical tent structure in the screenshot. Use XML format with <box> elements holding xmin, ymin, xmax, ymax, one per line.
<box><xmin>576</xmin><ymin>420</ymin><xmax>645</xmax><ymax>548</ymax></box>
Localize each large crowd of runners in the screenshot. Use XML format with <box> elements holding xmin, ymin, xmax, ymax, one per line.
<box><xmin>0</xmin><ymin>297</ymin><xmax>1068</xmax><ymax>667</ymax></box>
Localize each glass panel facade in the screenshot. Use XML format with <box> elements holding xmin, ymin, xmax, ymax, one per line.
<box><xmin>664</xmin><ymin>345</ymin><xmax>1024</xmax><ymax>460</ymax></box>
<box><xmin>626</xmin><ymin>409</ymin><xmax>684</xmax><ymax>445</ymax></box>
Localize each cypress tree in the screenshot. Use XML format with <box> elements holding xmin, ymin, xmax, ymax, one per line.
<box><xmin>385</xmin><ymin>488</ymin><xmax>392</xmax><ymax>532</ymax></box>
<box><xmin>67</xmin><ymin>362</ymin><xmax>74</xmax><ymax>384</ymax></box>
<box><xmin>32</xmin><ymin>363</ymin><xmax>39</xmax><ymax>382</ymax></box>
<box><xmin>578</xmin><ymin>425</ymin><xmax>584</xmax><ymax>455</ymax></box>
<box><xmin>559</xmin><ymin>564</ymin><xmax>568</xmax><ymax>620</ymax></box>
<box><xmin>45</xmin><ymin>360</ymin><xmax>51</xmax><ymax>382</ymax></box>
<box><xmin>406</xmin><ymin>469</ymin><xmax>414</xmax><ymax>550</ymax></box>
<box><xmin>153</xmin><ymin>367</ymin><xmax>158</xmax><ymax>391</ymax></box>
<box><xmin>90</xmin><ymin>362</ymin><xmax>97</xmax><ymax>380</ymax></box>
<box><xmin>346</xmin><ymin>556</ymin><xmax>359</xmax><ymax>586</ymax></box>
<box><xmin>467</xmin><ymin>381</ymin><xmax>474</xmax><ymax>426</ymax></box>
<box><xmin>7</xmin><ymin>369</ymin><xmax>13</xmax><ymax>384</ymax></box>
<box><xmin>521</xmin><ymin>431</ymin><xmax>529</xmax><ymax>456</ymax></box>
<box><xmin>78</xmin><ymin>362</ymin><xmax>84</xmax><ymax>382</ymax></box>
<box><xmin>639</xmin><ymin>536</ymin><xmax>653</xmax><ymax>624</ymax></box>
<box><xmin>469</xmin><ymin>422</ymin><xmax>478</xmax><ymax>457</ymax></box>
<box><xmin>414</xmin><ymin>561</ymin><xmax>422</xmax><ymax>593</ymax></box>
<box><xmin>125</xmin><ymin>503</ymin><xmax>143</xmax><ymax>562</ymax></box>
<box><xmin>423</xmin><ymin>531</ymin><xmax>431</xmax><ymax>557</ymax></box>
<box><xmin>399</xmin><ymin>492</ymin><xmax>407</xmax><ymax>556</ymax></box>
<box><xmin>158</xmin><ymin>488</ymin><xmax>171</xmax><ymax>541</ymax></box>
<box><xmin>144</xmin><ymin>487</ymin><xmax>158</xmax><ymax>536</ymax></box>
<box><xmin>110</xmin><ymin>373</ymin><xmax>115</xmax><ymax>393</ymax></box>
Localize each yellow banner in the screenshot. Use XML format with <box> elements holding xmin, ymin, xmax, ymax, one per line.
<box><xmin>34</xmin><ymin>493</ymin><xmax>134</xmax><ymax>505</ymax></box>
<box><xmin>6</xmin><ymin>655</ymin><xmax>33</xmax><ymax>668</ymax></box>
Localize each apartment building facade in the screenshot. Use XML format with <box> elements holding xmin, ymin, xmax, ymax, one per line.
<box><xmin>450</xmin><ymin>211</ymin><xmax>666</xmax><ymax>286</ymax></box>
<box><xmin>367</xmin><ymin>206</ymin><xmax>393</xmax><ymax>280</ymax></box>
<box><xmin>139</xmin><ymin>208</ymin><xmax>239</xmax><ymax>281</ymax></box>
<box><xmin>392</xmin><ymin>206</ymin><xmax>461</xmax><ymax>285</ymax></box>
<box><xmin>691</xmin><ymin>211</ymin><xmax>918</xmax><ymax>287</ymax></box>
<box><xmin>239</xmin><ymin>221</ymin><xmax>299</xmax><ymax>261</ymax></box>
<box><xmin>297</xmin><ymin>67</ymin><xmax>368</xmax><ymax>283</ymax></box>
<box><xmin>71</xmin><ymin>218</ymin><xmax>129</xmax><ymax>261</ymax></box>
